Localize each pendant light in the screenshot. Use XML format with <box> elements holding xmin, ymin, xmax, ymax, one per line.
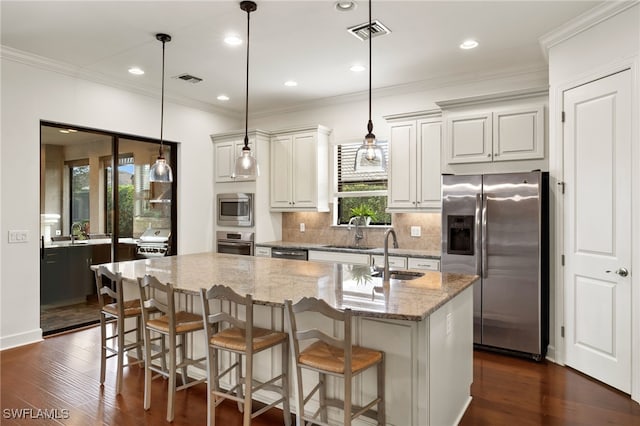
<box><xmin>233</xmin><ymin>1</ymin><xmax>259</xmax><ymax>179</ymax></box>
<box><xmin>149</xmin><ymin>33</ymin><xmax>174</xmax><ymax>183</ymax></box>
<box><xmin>354</xmin><ymin>0</ymin><xmax>386</xmax><ymax>172</ymax></box>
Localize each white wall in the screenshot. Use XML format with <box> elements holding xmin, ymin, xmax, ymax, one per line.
<box><xmin>0</xmin><ymin>57</ymin><xmax>239</xmax><ymax>349</ymax></box>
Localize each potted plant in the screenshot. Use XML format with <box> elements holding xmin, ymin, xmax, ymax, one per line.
<box><xmin>349</xmin><ymin>204</ymin><xmax>377</xmax><ymax>226</ymax></box>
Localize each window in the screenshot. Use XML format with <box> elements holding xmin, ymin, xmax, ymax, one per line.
<box><xmin>335</xmin><ymin>141</ymin><xmax>391</xmax><ymax>225</ymax></box>
<box><xmin>69</xmin><ymin>160</ymin><xmax>90</xmax><ymax>237</ymax></box>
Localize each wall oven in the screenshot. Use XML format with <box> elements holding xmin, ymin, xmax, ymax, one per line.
<box><xmin>216</xmin><ymin>231</ymin><xmax>254</xmax><ymax>256</ymax></box>
<box><xmin>217</xmin><ymin>193</ymin><xmax>253</xmax><ymax>227</ymax></box>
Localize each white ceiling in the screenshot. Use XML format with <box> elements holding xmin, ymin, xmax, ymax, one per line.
<box><xmin>2</xmin><ymin>1</ymin><xmax>602</xmax><ymax>115</ymax></box>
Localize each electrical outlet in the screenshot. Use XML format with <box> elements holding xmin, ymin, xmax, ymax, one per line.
<box><xmin>410</xmin><ymin>226</ymin><xmax>421</xmax><ymax>237</ymax></box>
<box><xmin>299</xmin><ymin>223</ymin><xmax>305</xmax><ymax>232</ymax></box>
<box><xmin>8</xmin><ymin>230</ymin><xmax>29</xmax><ymax>243</ymax></box>
<box><xmin>446</xmin><ymin>312</ymin><xmax>453</xmax><ymax>335</ymax></box>
<box><xmin>55</xmin><ymin>230</ymin><xmax>62</xmax><ymax>236</ymax></box>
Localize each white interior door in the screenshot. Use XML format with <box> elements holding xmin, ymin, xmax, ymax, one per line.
<box><xmin>563</xmin><ymin>69</ymin><xmax>632</xmax><ymax>393</ymax></box>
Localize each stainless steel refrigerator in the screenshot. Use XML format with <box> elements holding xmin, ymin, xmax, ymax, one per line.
<box><xmin>441</xmin><ymin>171</ymin><xmax>548</xmax><ymax>360</ymax></box>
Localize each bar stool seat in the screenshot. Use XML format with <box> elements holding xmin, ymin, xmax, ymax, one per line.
<box><xmin>102</xmin><ymin>299</ymin><xmax>142</xmax><ymax>317</ymax></box>
<box><xmin>146</xmin><ymin>311</ymin><xmax>204</xmax><ymax>334</ymax></box>
<box><xmin>211</xmin><ymin>326</ymin><xmax>288</xmax><ymax>352</ymax></box>
<box><xmin>298</xmin><ymin>341</ymin><xmax>383</xmax><ymax>374</ymax></box>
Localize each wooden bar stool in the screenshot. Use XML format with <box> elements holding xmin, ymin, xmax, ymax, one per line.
<box><xmin>138</xmin><ymin>275</ymin><xmax>206</xmax><ymax>422</ymax></box>
<box><xmin>94</xmin><ymin>265</ymin><xmax>144</xmax><ymax>395</ymax></box>
<box><xmin>199</xmin><ymin>285</ymin><xmax>292</xmax><ymax>426</ymax></box>
<box><xmin>284</xmin><ymin>297</ymin><xmax>385</xmax><ymax>426</ymax></box>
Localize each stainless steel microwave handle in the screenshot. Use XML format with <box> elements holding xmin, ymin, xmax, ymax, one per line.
<box><xmin>481</xmin><ymin>194</ymin><xmax>488</xmax><ymax>279</ymax></box>
<box><xmin>475</xmin><ymin>194</ymin><xmax>482</xmax><ymax>276</ymax></box>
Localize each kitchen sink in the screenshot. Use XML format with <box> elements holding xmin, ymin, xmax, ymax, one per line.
<box><xmin>371</xmin><ymin>270</ymin><xmax>425</xmax><ymax>281</ymax></box>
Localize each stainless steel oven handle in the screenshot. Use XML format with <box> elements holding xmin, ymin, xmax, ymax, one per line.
<box><xmin>475</xmin><ymin>193</ymin><xmax>482</xmax><ymax>276</ymax></box>
<box><xmin>272</xmin><ymin>250</ymin><xmax>305</xmax><ymax>257</ymax></box>
<box><xmin>481</xmin><ymin>194</ymin><xmax>488</xmax><ymax>279</ymax></box>
<box><xmin>218</xmin><ymin>241</ymin><xmax>252</xmax><ymax>247</ymax></box>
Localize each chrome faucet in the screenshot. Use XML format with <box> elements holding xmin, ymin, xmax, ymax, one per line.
<box><xmin>348</xmin><ymin>216</ymin><xmax>364</xmax><ymax>246</ymax></box>
<box><xmin>383</xmin><ymin>228</ymin><xmax>398</xmax><ymax>282</ymax></box>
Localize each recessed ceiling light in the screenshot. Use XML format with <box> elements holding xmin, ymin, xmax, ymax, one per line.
<box><xmin>350</xmin><ymin>64</ymin><xmax>365</xmax><ymax>72</ymax></box>
<box><xmin>335</xmin><ymin>1</ymin><xmax>357</xmax><ymax>12</ymax></box>
<box><xmin>67</xmin><ymin>129</ymin><xmax>77</xmax><ymax>133</ymax></box>
<box><xmin>284</xmin><ymin>80</ymin><xmax>298</xmax><ymax>87</ymax></box>
<box><xmin>217</xmin><ymin>95</ymin><xmax>230</xmax><ymax>101</ymax></box>
<box><xmin>224</xmin><ymin>35</ymin><xmax>242</xmax><ymax>46</ymax></box>
<box><xmin>59</xmin><ymin>129</ymin><xmax>69</xmax><ymax>134</ymax></box>
<box><xmin>128</xmin><ymin>67</ymin><xmax>144</xmax><ymax>75</ymax></box>
<box><xmin>460</xmin><ymin>39</ymin><xmax>479</xmax><ymax>50</ymax></box>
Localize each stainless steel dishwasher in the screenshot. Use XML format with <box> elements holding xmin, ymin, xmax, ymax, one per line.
<box><xmin>271</xmin><ymin>248</ymin><xmax>308</xmax><ymax>261</ymax></box>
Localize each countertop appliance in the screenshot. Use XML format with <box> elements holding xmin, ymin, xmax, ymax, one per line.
<box><xmin>137</xmin><ymin>228</ymin><xmax>171</xmax><ymax>258</ymax></box>
<box><xmin>217</xmin><ymin>192</ymin><xmax>253</xmax><ymax>227</ymax></box>
<box><xmin>216</xmin><ymin>231</ymin><xmax>254</xmax><ymax>256</ymax></box>
<box><xmin>441</xmin><ymin>171</ymin><xmax>548</xmax><ymax>360</ymax></box>
<box><xmin>271</xmin><ymin>248</ymin><xmax>308</xmax><ymax>261</ymax></box>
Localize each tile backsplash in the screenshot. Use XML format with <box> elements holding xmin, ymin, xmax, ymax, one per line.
<box><xmin>282</xmin><ymin>206</ymin><xmax>441</xmax><ymax>252</ymax></box>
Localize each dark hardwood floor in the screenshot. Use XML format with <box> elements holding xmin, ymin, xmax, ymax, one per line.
<box><xmin>1</xmin><ymin>326</ymin><xmax>638</xmax><ymax>425</ymax></box>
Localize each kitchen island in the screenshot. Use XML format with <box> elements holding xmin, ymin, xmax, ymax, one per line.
<box><xmin>96</xmin><ymin>252</ymin><xmax>477</xmax><ymax>426</ymax></box>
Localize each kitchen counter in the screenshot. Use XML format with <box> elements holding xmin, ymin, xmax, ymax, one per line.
<box><xmin>94</xmin><ymin>252</ymin><xmax>475</xmax><ymax>425</ymax></box>
<box><xmin>256</xmin><ymin>240</ymin><xmax>441</xmax><ymax>259</ymax></box>
<box><xmin>94</xmin><ymin>252</ymin><xmax>472</xmax><ymax>321</ymax></box>
<box><xmin>43</xmin><ymin>238</ymin><xmax>137</xmax><ymax>248</ymax></box>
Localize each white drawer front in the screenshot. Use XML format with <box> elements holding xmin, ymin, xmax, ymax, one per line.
<box><xmin>308</xmin><ymin>250</ymin><xmax>370</xmax><ymax>265</ymax></box>
<box><xmin>254</xmin><ymin>246</ymin><xmax>271</xmax><ymax>257</ymax></box>
<box><xmin>371</xmin><ymin>255</ymin><xmax>407</xmax><ymax>270</ymax></box>
<box><xmin>407</xmin><ymin>257</ymin><xmax>440</xmax><ymax>271</ymax></box>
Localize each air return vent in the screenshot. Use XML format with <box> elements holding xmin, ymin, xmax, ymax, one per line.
<box><xmin>174</xmin><ymin>73</ymin><xmax>203</xmax><ymax>84</ymax></box>
<box><xmin>347</xmin><ymin>20</ymin><xmax>391</xmax><ymax>41</ymax></box>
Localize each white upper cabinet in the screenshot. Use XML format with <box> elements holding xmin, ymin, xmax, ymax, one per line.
<box><xmin>438</xmin><ymin>88</ymin><xmax>547</xmax><ymax>171</ymax></box>
<box><xmin>270</xmin><ymin>125</ymin><xmax>331</xmax><ymax>212</ymax></box>
<box><xmin>211</xmin><ymin>131</ymin><xmax>264</xmax><ymax>182</ymax></box>
<box><xmin>386</xmin><ymin>111</ymin><xmax>442</xmax><ymax>211</ymax></box>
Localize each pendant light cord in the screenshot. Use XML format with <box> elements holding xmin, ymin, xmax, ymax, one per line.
<box><xmin>368</xmin><ymin>0</ymin><xmax>371</xmax><ymax>124</ymax></box>
<box><xmin>160</xmin><ymin>38</ymin><xmax>166</xmax><ymax>157</ymax></box>
<box><xmin>244</xmin><ymin>6</ymin><xmax>251</xmax><ymax>149</ymax></box>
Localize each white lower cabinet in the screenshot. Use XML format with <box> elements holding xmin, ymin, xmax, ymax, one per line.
<box><xmin>407</xmin><ymin>257</ymin><xmax>440</xmax><ymax>271</ymax></box>
<box><xmin>254</xmin><ymin>246</ymin><xmax>271</xmax><ymax>257</ymax></box>
<box><xmin>308</xmin><ymin>250</ymin><xmax>370</xmax><ymax>265</ymax></box>
<box><xmin>371</xmin><ymin>254</ymin><xmax>407</xmax><ymax>270</ymax></box>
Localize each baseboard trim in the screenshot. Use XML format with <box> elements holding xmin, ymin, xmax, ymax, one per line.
<box><xmin>0</xmin><ymin>328</ymin><xmax>43</xmax><ymax>351</ymax></box>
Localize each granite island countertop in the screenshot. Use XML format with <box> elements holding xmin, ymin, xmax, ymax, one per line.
<box><xmin>256</xmin><ymin>240</ymin><xmax>441</xmax><ymax>259</ymax></box>
<box><xmin>94</xmin><ymin>252</ymin><xmax>476</xmax><ymax>321</ymax></box>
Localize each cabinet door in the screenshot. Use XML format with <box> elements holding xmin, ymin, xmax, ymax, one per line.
<box><xmin>445</xmin><ymin>112</ymin><xmax>492</xmax><ymax>164</ymax></box>
<box><xmin>291</xmin><ymin>133</ymin><xmax>317</xmax><ymax>208</ymax></box>
<box><xmin>493</xmin><ymin>105</ymin><xmax>544</xmax><ymax>161</ymax></box>
<box><xmin>388</xmin><ymin>121</ymin><xmax>417</xmax><ymax>209</ymax></box>
<box><xmin>270</xmin><ymin>135</ymin><xmax>293</xmax><ymax>209</ymax></box>
<box><xmin>417</xmin><ymin>119</ymin><xmax>442</xmax><ymax>208</ymax></box>
<box><xmin>214</xmin><ymin>141</ymin><xmax>235</xmax><ymax>182</ymax></box>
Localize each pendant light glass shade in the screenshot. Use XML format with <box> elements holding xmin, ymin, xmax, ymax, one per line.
<box><xmin>233</xmin><ymin>1</ymin><xmax>259</xmax><ymax>180</ymax></box>
<box><xmin>355</xmin><ymin>0</ymin><xmax>385</xmax><ymax>172</ymax></box>
<box><xmin>149</xmin><ymin>33</ymin><xmax>174</xmax><ymax>183</ymax></box>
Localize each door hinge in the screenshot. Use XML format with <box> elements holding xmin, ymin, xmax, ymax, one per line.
<box><xmin>561</xmin><ymin>254</ymin><xmax>565</xmax><ymax>266</ymax></box>
<box><xmin>561</xmin><ymin>326</ymin><xmax>565</xmax><ymax>338</ymax></box>
<box><xmin>558</xmin><ymin>181</ymin><xmax>565</xmax><ymax>194</ymax></box>
<box><xmin>561</xmin><ymin>111</ymin><xmax>566</xmax><ymax>122</ymax></box>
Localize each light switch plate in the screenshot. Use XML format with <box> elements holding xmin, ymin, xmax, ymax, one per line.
<box><xmin>299</xmin><ymin>223</ymin><xmax>305</xmax><ymax>232</ymax></box>
<box><xmin>8</xmin><ymin>230</ymin><xmax>29</xmax><ymax>243</ymax></box>
<box><xmin>410</xmin><ymin>226</ymin><xmax>421</xmax><ymax>237</ymax></box>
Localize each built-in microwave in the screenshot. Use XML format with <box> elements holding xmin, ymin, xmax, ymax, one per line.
<box><xmin>217</xmin><ymin>193</ymin><xmax>253</xmax><ymax>227</ymax></box>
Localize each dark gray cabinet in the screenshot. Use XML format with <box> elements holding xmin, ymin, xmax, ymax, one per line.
<box><xmin>41</xmin><ymin>244</ymin><xmax>105</xmax><ymax>306</ymax></box>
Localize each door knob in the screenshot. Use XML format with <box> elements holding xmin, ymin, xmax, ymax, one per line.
<box><xmin>606</xmin><ymin>267</ymin><xmax>629</xmax><ymax>277</ymax></box>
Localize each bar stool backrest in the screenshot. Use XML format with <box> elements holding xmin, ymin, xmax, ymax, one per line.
<box><xmin>95</xmin><ymin>265</ymin><xmax>124</xmax><ymax>318</ymax></box>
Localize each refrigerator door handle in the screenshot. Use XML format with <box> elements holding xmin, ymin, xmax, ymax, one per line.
<box><xmin>475</xmin><ymin>193</ymin><xmax>482</xmax><ymax>276</ymax></box>
<box><xmin>481</xmin><ymin>194</ymin><xmax>488</xmax><ymax>279</ymax></box>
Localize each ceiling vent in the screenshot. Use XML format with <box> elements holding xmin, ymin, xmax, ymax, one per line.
<box><xmin>173</xmin><ymin>73</ymin><xmax>203</xmax><ymax>84</ymax></box>
<box><xmin>347</xmin><ymin>20</ymin><xmax>391</xmax><ymax>41</ymax></box>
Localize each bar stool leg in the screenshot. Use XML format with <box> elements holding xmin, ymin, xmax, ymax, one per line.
<box><xmin>236</xmin><ymin>353</ymin><xmax>244</xmax><ymax>412</ymax></box>
<box><xmin>116</xmin><ymin>316</ymin><xmax>125</xmax><ymax>394</ymax></box>
<box><xmin>319</xmin><ymin>372</ymin><xmax>328</xmax><ymax>424</ymax></box>
<box><xmin>167</xmin><ymin>332</ymin><xmax>177</xmax><ymax>422</ymax></box>
<box><xmin>377</xmin><ymin>355</ymin><xmax>385</xmax><ymax>426</ymax></box>
<box><xmin>243</xmin><ymin>352</ymin><xmax>253</xmax><ymax>426</ymax></box>
<box><xmin>282</xmin><ymin>339</ymin><xmax>292</xmax><ymax>426</ymax></box>
<box><xmin>99</xmin><ymin>314</ymin><xmax>107</xmax><ymax>386</ymax></box>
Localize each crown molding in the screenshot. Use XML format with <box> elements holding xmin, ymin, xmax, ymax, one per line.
<box><xmin>383</xmin><ymin>109</ymin><xmax>442</xmax><ymax>122</ymax></box>
<box><xmin>435</xmin><ymin>87</ymin><xmax>549</xmax><ymax>110</ymax></box>
<box><xmin>539</xmin><ymin>1</ymin><xmax>639</xmax><ymax>60</ymax></box>
<box><xmin>0</xmin><ymin>45</ymin><xmax>240</xmax><ymax>120</ymax></box>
